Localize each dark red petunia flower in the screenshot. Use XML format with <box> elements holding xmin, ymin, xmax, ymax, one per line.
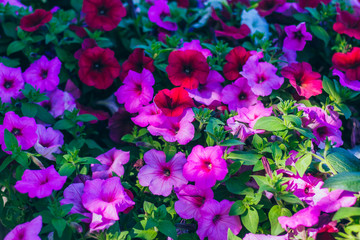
<box><xmin>298</xmin><ymin>0</ymin><xmax>331</xmax><ymax>9</ymax></box>
<box><xmin>333</xmin><ymin>7</ymin><xmax>360</xmax><ymax>40</ymax></box>
<box><xmin>108</xmin><ymin>107</ymin><xmax>134</xmax><ymax>143</ymax></box>
<box><xmin>82</xmin><ymin>0</ymin><xmax>126</xmax><ymax>32</ymax></box>
<box><xmin>69</xmin><ymin>25</ymin><xmax>89</xmax><ymax>38</ymax></box>
<box><xmin>19</xmin><ymin>9</ymin><xmax>52</xmax><ymax>32</ymax></box>
<box><xmin>78</xmin><ymin>46</ymin><xmax>120</xmax><ymax>89</ymax></box>
<box><xmin>223</xmin><ymin>46</ymin><xmax>252</xmax><ymax>81</ymax></box>
<box><xmin>120</xmin><ymin>48</ymin><xmax>155</xmax><ymax>80</ymax></box>
<box><xmin>177</xmin><ymin>0</ymin><xmax>189</xmax><ymax>8</ymax></box>
<box><xmin>332</xmin><ymin>47</ymin><xmax>360</xmax><ymax>81</ymax></box>
<box><xmin>256</xmin><ymin>0</ymin><xmax>286</xmax><ymax>17</ymax></box>
<box><xmin>154</xmin><ymin>87</ymin><xmax>195</xmax><ymax>117</ymax></box>
<box><xmin>74</xmin><ymin>38</ymin><xmax>98</xmax><ymax>60</ymax></box>
<box><xmin>281</xmin><ymin>62</ymin><xmax>322</xmax><ymax>99</ymax></box>
<box><xmin>166</xmin><ymin>50</ymin><xmax>209</xmax><ymax>90</ymax></box>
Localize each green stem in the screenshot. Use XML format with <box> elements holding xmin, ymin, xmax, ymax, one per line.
<box><xmin>311</xmin><ymin>153</ymin><xmax>337</xmax><ymax>175</ymax></box>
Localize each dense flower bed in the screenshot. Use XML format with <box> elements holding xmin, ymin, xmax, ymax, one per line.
<box><xmin>1</xmin><ymin>0</ymin><xmax>360</xmax><ymax>239</ymax></box>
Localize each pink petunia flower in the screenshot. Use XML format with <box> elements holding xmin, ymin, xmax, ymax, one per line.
<box><xmin>333</xmin><ymin>69</ymin><xmax>360</xmax><ymax>92</ymax></box>
<box><xmin>283</xmin><ymin>22</ymin><xmax>312</xmax><ymax>51</ymax></box>
<box><xmin>226</xmin><ymin>119</ymin><xmax>256</xmax><ymax>142</ymax></box>
<box><xmin>82</xmin><ymin>177</ymin><xmax>135</xmax><ymax>220</ymax></box>
<box><xmin>115</xmin><ymin>69</ymin><xmax>155</xmax><ymax>113</ymax></box>
<box><xmin>4</xmin><ymin>215</ymin><xmax>42</xmax><ymax>240</ymax></box>
<box><xmin>39</xmin><ymin>89</ymin><xmax>76</xmax><ymax>118</ymax></box>
<box><xmin>278</xmin><ymin>206</ymin><xmax>321</xmax><ymax>230</ymax></box>
<box><xmin>34</xmin><ymin>124</ymin><xmax>64</xmax><ymax>160</ymax></box>
<box><xmin>91</xmin><ymin>148</ymin><xmax>130</xmax><ymax>179</ymax></box>
<box><xmin>0</xmin><ymin>111</ymin><xmax>38</xmax><ymax>153</ymax></box>
<box><xmin>183</xmin><ymin>145</ymin><xmax>227</xmax><ymax>189</ymax></box>
<box><xmin>23</xmin><ymin>56</ymin><xmax>61</xmax><ymax>92</ymax></box>
<box><xmin>0</xmin><ymin>63</ymin><xmax>24</xmax><ymax>103</ymax></box>
<box><xmin>221</xmin><ymin>77</ymin><xmax>259</xmax><ymax>111</ymax></box>
<box><xmin>241</xmin><ymin>55</ymin><xmax>284</xmax><ymax>96</ymax></box>
<box><xmin>174</xmin><ymin>184</ymin><xmax>214</xmax><ymax>220</ymax></box>
<box><xmin>138</xmin><ymin>149</ymin><xmax>188</xmax><ymax>197</ymax></box>
<box><xmin>233</xmin><ymin>102</ymin><xmax>273</xmax><ymax>129</ymax></box>
<box><xmin>131</xmin><ymin>103</ymin><xmax>163</xmax><ymax>127</ymax></box>
<box><xmin>179</xmin><ymin>40</ymin><xmax>212</xmax><ymax>59</ymax></box>
<box><xmin>14</xmin><ymin>165</ymin><xmax>67</xmax><ymax>198</ymax></box>
<box><xmin>243</xmin><ymin>233</ymin><xmax>288</xmax><ymax>240</ymax></box>
<box><xmin>89</xmin><ymin>213</ymin><xmax>116</xmax><ymax>232</ymax></box>
<box><xmin>197</xmin><ymin>199</ymin><xmax>242</xmax><ymax>240</ymax></box>
<box><xmin>148</xmin><ymin>0</ymin><xmax>177</xmax><ymax>31</ymax></box>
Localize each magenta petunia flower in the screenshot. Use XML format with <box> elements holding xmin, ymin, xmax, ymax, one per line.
<box><xmin>148</xmin><ymin>0</ymin><xmax>177</xmax><ymax>31</ymax></box>
<box><xmin>23</xmin><ymin>56</ymin><xmax>61</xmax><ymax>92</ymax></box>
<box><xmin>115</xmin><ymin>69</ymin><xmax>155</xmax><ymax>113</ymax></box>
<box><xmin>4</xmin><ymin>215</ymin><xmax>42</xmax><ymax>240</ymax></box>
<box><xmin>313</xmin><ymin>189</ymin><xmax>357</xmax><ymax>213</ymax></box>
<box><xmin>0</xmin><ymin>63</ymin><xmax>24</xmax><ymax>103</ymax></box>
<box><xmin>14</xmin><ymin>165</ymin><xmax>67</xmax><ymax>198</ymax></box>
<box><xmin>174</xmin><ymin>184</ymin><xmax>214</xmax><ymax>220</ymax></box>
<box><xmin>333</xmin><ymin>69</ymin><xmax>360</xmax><ymax>92</ymax></box>
<box><xmin>147</xmin><ymin>108</ymin><xmax>195</xmax><ymax>145</ymax></box>
<box><xmin>89</xmin><ymin>213</ymin><xmax>115</xmax><ymax>232</ymax></box>
<box><xmin>183</xmin><ymin>145</ymin><xmax>227</xmax><ymax>189</ymax></box>
<box><xmin>187</xmin><ymin>70</ymin><xmax>224</xmax><ymax>106</ymax></box>
<box><xmin>82</xmin><ymin>177</ymin><xmax>135</xmax><ymax>220</ymax></box>
<box><xmin>0</xmin><ymin>111</ymin><xmax>38</xmax><ymax>153</ymax></box>
<box><xmin>234</xmin><ymin>102</ymin><xmax>273</xmax><ymax>129</ymax></box>
<box><xmin>221</xmin><ymin>77</ymin><xmax>260</xmax><ymax>111</ymax></box>
<box><xmin>39</xmin><ymin>89</ymin><xmax>76</xmax><ymax>118</ymax></box>
<box><xmin>197</xmin><ymin>199</ymin><xmax>242</xmax><ymax>240</ymax></box>
<box><xmin>241</xmin><ymin>55</ymin><xmax>284</xmax><ymax>96</ymax></box>
<box><xmin>92</xmin><ymin>148</ymin><xmax>130</xmax><ymax>179</ymax></box>
<box><xmin>283</xmin><ymin>22</ymin><xmax>312</xmax><ymax>51</ymax></box>
<box><xmin>226</xmin><ymin>118</ymin><xmax>256</xmax><ymax>142</ymax></box>
<box><xmin>131</xmin><ymin>103</ymin><xmax>163</xmax><ymax>127</ymax></box>
<box><xmin>138</xmin><ymin>149</ymin><xmax>188</xmax><ymax>197</ymax></box>
<box><xmin>179</xmin><ymin>40</ymin><xmax>212</xmax><ymax>59</ymax></box>
<box><xmin>34</xmin><ymin>124</ymin><xmax>64</xmax><ymax>160</ymax></box>
<box><xmin>243</xmin><ymin>233</ymin><xmax>288</xmax><ymax>240</ymax></box>
<box><xmin>278</xmin><ymin>206</ymin><xmax>321</xmax><ymax>230</ymax></box>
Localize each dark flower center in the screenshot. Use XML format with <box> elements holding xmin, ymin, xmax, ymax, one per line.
<box><xmin>304</xmin><ymin>186</ymin><xmax>310</xmax><ymax>194</ymax></box>
<box><xmin>98</xmin><ymin>6</ymin><xmax>108</xmax><ymax>16</ymax></box>
<box><xmin>294</xmin><ymin>31</ymin><xmax>303</xmax><ymax>40</ymax></box>
<box><xmin>203</xmin><ymin>160</ymin><xmax>212</xmax><ymax>171</ymax></box>
<box><xmin>4</xmin><ymin>79</ymin><xmax>13</xmax><ymax>89</ymax></box>
<box><xmin>41</xmin><ymin>69</ymin><xmax>48</xmax><ymax>79</ymax></box>
<box><xmin>193</xmin><ymin>195</ymin><xmax>206</xmax><ymax>207</ymax></box>
<box><xmin>101</xmin><ymin>192</ymin><xmax>115</xmax><ymax>203</ymax></box>
<box><xmin>43</xmin><ymin>101</ymin><xmax>52</xmax><ymax>111</ymax></box>
<box><xmin>183</xmin><ymin>65</ymin><xmax>193</xmax><ymax>76</ymax></box>
<box><xmin>212</xmin><ymin>214</ymin><xmax>221</xmax><ymax>224</ymax></box>
<box><xmin>295</xmin><ymin>75</ymin><xmax>303</xmax><ymax>86</ymax></box>
<box><xmin>92</xmin><ymin>61</ymin><xmax>104</xmax><ymax>71</ymax></box>
<box><xmin>163</xmin><ymin>168</ymin><xmax>171</xmax><ymax>177</ymax></box>
<box><xmin>316</xmin><ymin>126</ymin><xmax>328</xmax><ymax>137</ymax></box>
<box><xmin>11</xmin><ymin>128</ymin><xmax>21</xmax><ymax>136</ymax></box>
<box><xmin>136</xmin><ymin>62</ymin><xmax>144</xmax><ymax>72</ymax></box>
<box><xmin>239</xmin><ymin>92</ymin><xmax>247</xmax><ymax>100</ymax></box>
<box><xmin>257</xmin><ymin>75</ymin><xmax>266</xmax><ymax>83</ymax></box>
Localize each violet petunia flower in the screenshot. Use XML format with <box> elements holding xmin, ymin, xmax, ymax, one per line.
<box><xmin>179</xmin><ymin>40</ymin><xmax>212</xmax><ymax>59</ymax></box>
<box><xmin>138</xmin><ymin>149</ymin><xmax>188</xmax><ymax>197</ymax></box>
<box><xmin>243</xmin><ymin>233</ymin><xmax>288</xmax><ymax>240</ymax></box>
<box><xmin>183</xmin><ymin>145</ymin><xmax>227</xmax><ymax>189</ymax></box>
<box><xmin>34</xmin><ymin>124</ymin><xmax>64</xmax><ymax>160</ymax></box>
<box><xmin>14</xmin><ymin>165</ymin><xmax>67</xmax><ymax>198</ymax></box>
<box><xmin>23</xmin><ymin>55</ymin><xmax>61</xmax><ymax>93</ymax></box>
<box><xmin>0</xmin><ymin>63</ymin><xmax>24</xmax><ymax>103</ymax></box>
<box><xmin>226</xmin><ymin>119</ymin><xmax>256</xmax><ymax>142</ymax></box>
<box><xmin>131</xmin><ymin>103</ymin><xmax>163</xmax><ymax>128</ymax></box>
<box><xmin>333</xmin><ymin>69</ymin><xmax>360</xmax><ymax>92</ymax></box>
<box><xmin>196</xmin><ymin>199</ymin><xmax>242</xmax><ymax>240</ymax></box>
<box><xmin>4</xmin><ymin>215</ymin><xmax>42</xmax><ymax>240</ymax></box>
<box><xmin>0</xmin><ymin>111</ymin><xmax>38</xmax><ymax>153</ymax></box>
<box><xmin>283</xmin><ymin>22</ymin><xmax>312</xmax><ymax>51</ymax></box>
<box><xmin>89</xmin><ymin>213</ymin><xmax>115</xmax><ymax>232</ymax></box>
<box><xmin>39</xmin><ymin>89</ymin><xmax>76</xmax><ymax>118</ymax></box>
<box><xmin>234</xmin><ymin>102</ymin><xmax>273</xmax><ymax>129</ymax></box>
<box><xmin>82</xmin><ymin>177</ymin><xmax>135</xmax><ymax>221</ymax></box>
<box><xmin>92</xmin><ymin>148</ymin><xmax>130</xmax><ymax>179</ymax></box>
<box><xmin>241</xmin><ymin>55</ymin><xmax>284</xmax><ymax>96</ymax></box>
<box><xmin>148</xmin><ymin>0</ymin><xmax>177</xmax><ymax>31</ymax></box>
<box><xmin>278</xmin><ymin>206</ymin><xmax>321</xmax><ymax>230</ymax></box>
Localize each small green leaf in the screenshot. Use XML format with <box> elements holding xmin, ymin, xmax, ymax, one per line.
<box><xmin>269</xmin><ymin>205</ymin><xmax>292</xmax><ymax>235</ymax></box>
<box><xmin>52</xmin><ymin>218</ymin><xmax>67</xmax><ymax>237</ymax></box>
<box><xmin>294</xmin><ymin>127</ymin><xmax>315</xmax><ymax>139</ymax></box>
<box><xmin>295</xmin><ymin>153</ymin><xmax>312</xmax><ymax>177</ymax></box>
<box><xmin>227</xmin><ymin>229</ymin><xmax>241</xmax><ymax>240</ymax></box>
<box><xmin>36</xmin><ymin>105</ymin><xmax>55</xmax><ymax>124</ymax></box>
<box><xmin>4</xmin><ymin>129</ymin><xmax>18</xmax><ymax>151</ymax></box>
<box><xmin>229</xmin><ymin>200</ymin><xmax>246</xmax><ymax>216</ymax></box>
<box><xmin>76</xmin><ymin>114</ymin><xmax>98</xmax><ymax>122</ymax></box>
<box><xmin>325</xmin><ymin>148</ymin><xmax>360</xmax><ymax>173</ymax></box>
<box><xmin>227</xmin><ymin>151</ymin><xmax>262</xmax><ymax>165</ymax></box>
<box><xmin>158</xmin><ymin>220</ymin><xmax>177</xmax><ymax>240</ymax></box>
<box><xmin>7</xmin><ymin>41</ymin><xmax>25</xmax><ymax>56</ymax></box>
<box><xmin>310</xmin><ymin>25</ymin><xmax>330</xmax><ymax>46</ymax></box>
<box><xmin>0</xmin><ymin>157</ymin><xmax>13</xmax><ymax>173</ymax></box>
<box><xmin>323</xmin><ymin>172</ymin><xmax>360</xmax><ymax>192</ymax></box>
<box><xmin>333</xmin><ymin>207</ymin><xmax>360</xmax><ymax>221</ymax></box>
<box><xmin>241</xmin><ymin>207</ymin><xmax>259</xmax><ymax>233</ymax></box>
<box><xmin>283</xmin><ymin>115</ymin><xmax>302</xmax><ymax>127</ymax></box>
<box><xmin>58</xmin><ymin>163</ymin><xmax>76</xmax><ymax>176</ymax></box>
<box><xmin>219</xmin><ymin>139</ymin><xmax>244</xmax><ymax>147</ymax></box>
<box><xmin>21</xmin><ymin>102</ymin><xmax>38</xmax><ymax>118</ymax></box>
<box><xmin>53</xmin><ymin>119</ymin><xmax>75</xmax><ymax>130</ymax></box>
<box><xmin>253</xmin><ymin>116</ymin><xmax>287</xmax><ymax>132</ymax></box>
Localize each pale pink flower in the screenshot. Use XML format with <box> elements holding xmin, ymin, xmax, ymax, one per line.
<box><xmin>92</xmin><ymin>148</ymin><xmax>130</xmax><ymax>179</ymax></box>
<box><xmin>234</xmin><ymin>102</ymin><xmax>273</xmax><ymax>128</ymax></box>
<box><xmin>34</xmin><ymin>124</ymin><xmax>64</xmax><ymax>160</ymax></box>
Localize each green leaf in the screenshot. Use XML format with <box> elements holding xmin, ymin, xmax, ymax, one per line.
<box><xmin>252</xmin><ymin>134</ymin><xmax>264</xmax><ymax>150</ymax></box>
<box><xmin>15</xmin><ymin>152</ymin><xmax>29</xmax><ymax>168</ymax></box>
<box><xmin>226</xmin><ymin>177</ymin><xmax>250</xmax><ymax>195</ymax></box>
<box><xmin>293</xmin><ymin>13</ymin><xmax>313</xmax><ymax>23</ymax></box>
<box><xmin>227</xmin><ymin>229</ymin><xmax>241</xmax><ymax>240</ymax></box>
<box><xmin>325</xmin><ymin>148</ymin><xmax>360</xmax><ymax>173</ymax></box>
<box><xmin>241</xmin><ymin>207</ymin><xmax>259</xmax><ymax>233</ymax></box>
<box><xmin>219</xmin><ymin>139</ymin><xmax>244</xmax><ymax>147</ymax></box>
<box><xmin>334</xmin><ymin>103</ymin><xmax>351</xmax><ymax>119</ymax></box>
<box><xmin>333</xmin><ymin>207</ymin><xmax>360</xmax><ymax>221</ymax></box>
<box><xmin>253</xmin><ymin>116</ymin><xmax>287</xmax><ymax>132</ymax></box>
<box><xmin>78</xmin><ymin>157</ymin><xmax>101</xmax><ymax>165</ymax></box>
<box><xmin>0</xmin><ymin>156</ymin><xmax>13</xmax><ymax>173</ymax></box>
<box><xmin>295</xmin><ymin>153</ymin><xmax>312</xmax><ymax>177</ymax></box>
<box><xmin>21</xmin><ymin>102</ymin><xmax>38</xmax><ymax>118</ymax></box>
<box><xmin>76</xmin><ymin>114</ymin><xmax>98</xmax><ymax>122</ymax></box>
<box><xmin>53</xmin><ymin>119</ymin><xmax>75</xmax><ymax>130</ymax></box>
<box><xmin>144</xmin><ymin>201</ymin><xmax>155</xmax><ymax>214</ymax></box>
<box><xmin>322</xmin><ymin>76</ymin><xmax>340</xmax><ymax>100</ymax></box>
<box><xmin>52</xmin><ymin>218</ymin><xmax>67</xmax><ymax>238</ymax></box>
<box><xmin>323</xmin><ymin>172</ymin><xmax>360</xmax><ymax>192</ymax></box>
<box><xmin>7</xmin><ymin>41</ymin><xmax>25</xmax><ymax>56</ymax></box>
<box><xmin>310</xmin><ymin>25</ymin><xmax>330</xmax><ymax>46</ymax></box>
<box><xmin>229</xmin><ymin>200</ymin><xmax>246</xmax><ymax>216</ymax></box>
<box><xmin>278</xmin><ymin>192</ymin><xmax>303</xmax><ymax>205</ymax></box>
<box><xmin>158</xmin><ymin>220</ymin><xmax>177</xmax><ymax>240</ymax></box>
<box><xmin>2</xmin><ymin>22</ymin><xmax>17</xmax><ymax>38</ymax></box>
<box><xmin>36</xmin><ymin>105</ymin><xmax>55</xmax><ymax>124</ymax></box>
<box><xmin>58</xmin><ymin>163</ymin><xmax>76</xmax><ymax>176</ymax></box>
<box><xmin>283</xmin><ymin>115</ymin><xmax>302</xmax><ymax>127</ymax></box>
<box><xmin>269</xmin><ymin>205</ymin><xmax>292</xmax><ymax>235</ymax></box>
<box><xmin>4</xmin><ymin>129</ymin><xmax>18</xmax><ymax>151</ymax></box>
<box><xmin>294</xmin><ymin>127</ymin><xmax>315</xmax><ymax>139</ymax></box>
<box><xmin>227</xmin><ymin>151</ymin><xmax>262</xmax><ymax>165</ymax></box>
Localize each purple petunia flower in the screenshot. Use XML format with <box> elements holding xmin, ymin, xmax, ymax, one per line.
<box><xmin>278</xmin><ymin>206</ymin><xmax>321</xmax><ymax>230</ymax></box>
<box><xmin>233</xmin><ymin>102</ymin><xmax>273</xmax><ymax>129</ymax></box>
<box><xmin>333</xmin><ymin>69</ymin><xmax>360</xmax><ymax>92</ymax></box>
<box><xmin>131</xmin><ymin>103</ymin><xmax>163</xmax><ymax>128</ymax></box>
<box><xmin>4</xmin><ymin>215</ymin><xmax>42</xmax><ymax>240</ymax></box>
<box><xmin>92</xmin><ymin>148</ymin><xmax>130</xmax><ymax>179</ymax></box>
<box><xmin>34</xmin><ymin>124</ymin><xmax>64</xmax><ymax>160</ymax></box>
<box><xmin>39</xmin><ymin>89</ymin><xmax>76</xmax><ymax>118</ymax></box>
<box><xmin>243</xmin><ymin>233</ymin><xmax>288</xmax><ymax>240</ymax></box>
<box><xmin>0</xmin><ymin>63</ymin><xmax>24</xmax><ymax>103</ymax></box>
<box><xmin>23</xmin><ymin>56</ymin><xmax>61</xmax><ymax>92</ymax></box>
<box><xmin>14</xmin><ymin>165</ymin><xmax>67</xmax><ymax>198</ymax></box>
<box><xmin>148</xmin><ymin>0</ymin><xmax>177</xmax><ymax>31</ymax></box>
<box><xmin>138</xmin><ymin>149</ymin><xmax>188</xmax><ymax>197</ymax></box>
<box><xmin>283</xmin><ymin>22</ymin><xmax>312</xmax><ymax>51</ymax></box>
<box><xmin>89</xmin><ymin>213</ymin><xmax>115</xmax><ymax>232</ymax></box>
<box><xmin>179</xmin><ymin>40</ymin><xmax>212</xmax><ymax>59</ymax></box>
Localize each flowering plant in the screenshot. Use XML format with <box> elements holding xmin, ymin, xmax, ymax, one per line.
<box><xmin>1</xmin><ymin>0</ymin><xmax>360</xmax><ymax>239</ymax></box>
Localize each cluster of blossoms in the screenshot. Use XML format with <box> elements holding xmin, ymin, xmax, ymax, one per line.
<box><xmin>1</xmin><ymin>0</ymin><xmax>360</xmax><ymax>239</ymax></box>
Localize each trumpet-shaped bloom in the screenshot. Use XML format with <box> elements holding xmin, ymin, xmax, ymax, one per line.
<box><xmin>333</xmin><ymin>6</ymin><xmax>360</xmax><ymax>40</ymax></box>
<box><xmin>92</xmin><ymin>148</ymin><xmax>130</xmax><ymax>179</ymax></box>
<box><xmin>138</xmin><ymin>149</ymin><xmax>188</xmax><ymax>197</ymax></box>
<box><xmin>4</xmin><ymin>216</ymin><xmax>42</xmax><ymax>240</ymax></box>
<box><xmin>278</xmin><ymin>206</ymin><xmax>321</xmax><ymax>229</ymax></box>
<box><xmin>0</xmin><ymin>63</ymin><xmax>24</xmax><ymax>103</ymax></box>
<box><xmin>283</xmin><ymin>22</ymin><xmax>312</xmax><ymax>51</ymax></box>
<box><xmin>19</xmin><ymin>9</ymin><xmax>52</xmax><ymax>32</ymax></box>
<box><xmin>179</xmin><ymin>40</ymin><xmax>212</xmax><ymax>59</ymax></box>
<box><xmin>234</xmin><ymin>102</ymin><xmax>273</xmax><ymax>128</ymax></box>
<box><xmin>120</xmin><ymin>48</ymin><xmax>155</xmax><ymax>80</ymax></box>
<box><xmin>131</xmin><ymin>103</ymin><xmax>163</xmax><ymax>127</ymax></box>
<box><xmin>332</xmin><ymin>47</ymin><xmax>360</xmax><ymax>81</ymax></box>
<box><xmin>14</xmin><ymin>165</ymin><xmax>67</xmax><ymax>198</ymax></box>
<box><xmin>148</xmin><ymin>0</ymin><xmax>177</xmax><ymax>31</ymax></box>
<box><xmin>333</xmin><ymin>69</ymin><xmax>360</xmax><ymax>91</ymax></box>
<box><xmin>223</xmin><ymin>46</ymin><xmax>252</xmax><ymax>81</ymax></box>
<box><xmin>39</xmin><ymin>89</ymin><xmax>76</xmax><ymax>118</ymax></box>
<box><xmin>34</xmin><ymin>124</ymin><xmax>64</xmax><ymax>160</ymax></box>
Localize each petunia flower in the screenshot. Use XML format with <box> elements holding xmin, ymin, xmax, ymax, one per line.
<box><xmin>278</xmin><ymin>206</ymin><xmax>321</xmax><ymax>230</ymax></box>
<box><xmin>4</xmin><ymin>216</ymin><xmax>42</xmax><ymax>240</ymax></box>
<box><xmin>74</xmin><ymin>38</ymin><xmax>98</xmax><ymax>60</ymax></box>
<box><xmin>92</xmin><ymin>148</ymin><xmax>130</xmax><ymax>179</ymax></box>
<box><xmin>233</xmin><ymin>102</ymin><xmax>273</xmax><ymax>129</ymax></box>
<box><xmin>223</xmin><ymin>46</ymin><xmax>252</xmax><ymax>81</ymax></box>
<box><xmin>120</xmin><ymin>48</ymin><xmax>155</xmax><ymax>80</ymax></box>
<box><xmin>196</xmin><ymin>199</ymin><xmax>242</xmax><ymax>240</ymax></box>
<box><xmin>256</xmin><ymin>0</ymin><xmax>286</xmax><ymax>17</ymax></box>
<box><xmin>82</xmin><ymin>0</ymin><xmax>126</xmax><ymax>31</ymax></box>
<box><xmin>1</xmin><ymin>0</ymin><xmax>29</xmax><ymax>9</ymax></box>
<box><xmin>89</xmin><ymin>213</ymin><xmax>115</xmax><ymax>232</ymax></box>
<box><xmin>14</xmin><ymin>165</ymin><xmax>67</xmax><ymax>198</ymax></box>
<box><xmin>283</xmin><ymin>22</ymin><xmax>312</xmax><ymax>51</ymax></box>
<box><xmin>115</xmin><ymin>69</ymin><xmax>155</xmax><ymax>113</ymax></box>
<box><xmin>166</xmin><ymin>50</ymin><xmax>210</xmax><ymax>90</ymax></box>
<box><xmin>179</xmin><ymin>40</ymin><xmax>212</xmax><ymax>59</ymax></box>
<box><xmin>332</xmin><ymin>47</ymin><xmax>360</xmax><ymax>81</ymax></box>
<box><xmin>281</xmin><ymin>62</ymin><xmax>322</xmax><ymax>99</ymax></box>
<box><xmin>243</xmin><ymin>233</ymin><xmax>288</xmax><ymax>240</ymax></box>
<box><xmin>211</xmin><ymin>10</ymin><xmax>250</xmax><ymax>40</ymax></box>
<box><xmin>82</xmin><ymin>177</ymin><xmax>135</xmax><ymax>220</ymax></box>
<box><xmin>138</xmin><ymin>149</ymin><xmax>188</xmax><ymax>197</ymax></box>
<box><xmin>0</xmin><ymin>63</ymin><xmax>24</xmax><ymax>103</ymax></box>
<box><xmin>131</xmin><ymin>103</ymin><xmax>163</xmax><ymax>128</ymax></box>
<box><xmin>154</xmin><ymin>87</ymin><xmax>195</xmax><ymax>117</ymax></box>
<box><xmin>108</xmin><ymin>107</ymin><xmax>134</xmax><ymax>143</ymax></box>
<box><xmin>333</xmin><ymin>6</ymin><xmax>360</xmax><ymax>40</ymax></box>
<box><xmin>183</xmin><ymin>145</ymin><xmax>227</xmax><ymax>189</ymax></box>
<box><xmin>174</xmin><ymin>184</ymin><xmax>214</xmax><ymax>220</ymax></box>
<box><xmin>23</xmin><ymin>55</ymin><xmax>61</xmax><ymax>93</ymax></box>
<box><xmin>34</xmin><ymin>124</ymin><xmax>64</xmax><ymax>160</ymax></box>
<box><xmin>221</xmin><ymin>77</ymin><xmax>259</xmax><ymax>111</ymax></box>
<box><xmin>78</xmin><ymin>46</ymin><xmax>120</xmax><ymax>89</ymax></box>
<box><xmin>148</xmin><ymin>0</ymin><xmax>178</xmax><ymax>31</ymax></box>
<box><xmin>39</xmin><ymin>89</ymin><xmax>76</xmax><ymax>118</ymax></box>
<box><xmin>0</xmin><ymin>111</ymin><xmax>37</xmax><ymax>152</ymax></box>
<box><xmin>226</xmin><ymin>119</ymin><xmax>256</xmax><ymax>142</ymax></box>
<box><xmin>19</xmin><ymin>9</ymin><xmax>52</xmax><ymax>32</ymax></box>
<box><xmin>241</xmin><ymin>9</ymin><xmax>271</xmax><ymax>42</ymax></box>
<box><xmin>333</xmin><ymin>69</ymin><xmax>360</xmax><ymax>91</ymax></box>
